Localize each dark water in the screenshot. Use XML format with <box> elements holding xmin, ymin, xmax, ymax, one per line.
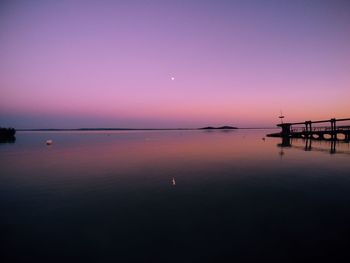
<box><xmin>1</xmin><ymin>130</ymin><xmax>350</xmax><ymax>262</ymax></box>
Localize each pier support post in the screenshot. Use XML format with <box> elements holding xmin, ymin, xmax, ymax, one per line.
<box><xmin>330</xmin><ymin>118</ymin><xmax>336</xmax><ymax>140</ymax></box>
<box><xmin>277</xmin><ymin>123</ymin><xmax>291</xmax><ymax>137</ymax></box>
<box><xmin>304</xmin><ymin>139</ymin><xmax>312</xmax><ymax>151</ymax></box>
<box><xmin>330</xmin><ymin>140</ymin><xmax>336</xmax><ymax>154</ymax></box>
<box><xmin>304</xmin><ymin>121</ymin><xmax>312</xmax><ymax>138</ymax></box>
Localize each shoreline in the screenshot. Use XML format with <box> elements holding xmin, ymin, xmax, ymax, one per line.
<box><xmin>16</xmin><ymin>127</ymin><xmax>277</xmax><ymax>131</ymax></box>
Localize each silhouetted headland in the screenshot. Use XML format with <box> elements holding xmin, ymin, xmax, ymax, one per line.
<box><xmin>0</xmin><ymin>127</ymin><xmax>16</xmax><ymax>143</ymax></box>
<box><xmin>200</xmin><ymin>126</ymin><xmax>238</xmax><ymax>130</ymax></box>
<box><xmin>0</xmin><ymin>127</ymin><xmax>16</xmax><ymax>137</ymax></box>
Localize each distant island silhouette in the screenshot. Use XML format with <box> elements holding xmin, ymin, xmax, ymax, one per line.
<box><xmin>199</xmin><ymin>126</ymin><xmax>238</xmax><ymax>130</ymax></box>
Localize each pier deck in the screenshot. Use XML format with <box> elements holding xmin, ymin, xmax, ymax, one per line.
<box><xmin>267</xmin><ymin>118</ymin><xmax>350</xmax><ymax>141</ymax></box>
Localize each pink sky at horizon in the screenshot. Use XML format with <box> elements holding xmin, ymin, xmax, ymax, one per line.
<box><xmin>1</xmin><ymin>0</ymin><xmax>349</xmax><ymax>128</ymax></box>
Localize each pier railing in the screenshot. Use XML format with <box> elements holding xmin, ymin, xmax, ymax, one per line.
<box><xmin>267</xmin><ymin>118</ymin><xmax>350</xmax><ymax>141</ymax></box>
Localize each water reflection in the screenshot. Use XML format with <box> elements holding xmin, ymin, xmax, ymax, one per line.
<box><xmin>277</xmin><ymin>137</ymin><xmax>350</xmax><ymax>155</ymax></box>
<box><xmin>0</xmin><ymin>137</ymin><xmax>16</xmax><ymax>144</ymax></box>
<box><xmin>1</xmin><ymin>130</ymin><xmax>350</xmax><ymax>262</ymax></box>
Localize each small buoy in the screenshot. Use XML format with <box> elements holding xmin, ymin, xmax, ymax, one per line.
<box><xmin>262</xmin><ymin>137</ymin><xmax>266</xmax><ymax>141</ymax></box>
<box><xmin>172</xmin><ymin>177</ymin><xmax>176</xmax><ymax>186</ymax></box>
<box><xmin>46</xmin><ymin>139</ymin><xmax>53</xmax><ymax>145</ymax></box>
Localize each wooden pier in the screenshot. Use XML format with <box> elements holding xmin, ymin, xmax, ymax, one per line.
<box><xmin>267</xmin><ymin>118</ymin><xmax>350</xmax><ymax>141</ymax></box>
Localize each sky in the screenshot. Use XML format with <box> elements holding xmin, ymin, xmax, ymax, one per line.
<box><xmin>0</xmin><ymin>0</ymin><xmax>349</xmax><ymax>128</ymax></box>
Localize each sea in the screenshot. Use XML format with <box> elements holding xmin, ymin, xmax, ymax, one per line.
<box><xmin>1</xmin><ymin>129</ymin><xmax>350</xmax><ymax>262</ymax></box>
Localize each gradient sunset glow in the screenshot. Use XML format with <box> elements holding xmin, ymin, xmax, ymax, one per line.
<box><xmin>1</xmin><ymin>0</ymin><xmax>349</xmax><ymax>128</ymax></box>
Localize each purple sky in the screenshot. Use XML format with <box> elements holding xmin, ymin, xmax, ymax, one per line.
<box><xmin>1</xmin><ymin>0</ymin><xmax>349</xmax><ymax>128</ymax></box>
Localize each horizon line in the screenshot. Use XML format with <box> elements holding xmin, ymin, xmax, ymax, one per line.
<box><xmin>16</xmin><ymin>127</ymin><xmax>277</xmax><ymax>131</ymax></box>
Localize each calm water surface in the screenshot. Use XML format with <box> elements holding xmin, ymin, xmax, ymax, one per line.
<box><xmin>1</xmin><ymin>130</ymin><xmax>350</xmax><ymax>262</ymax></box>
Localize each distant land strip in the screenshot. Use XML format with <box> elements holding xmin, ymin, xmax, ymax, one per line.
<box><xmin>17</xmin><ymin>128</ymin><xmax>193</xmax><ymax>131</ymax></box>
<box><xmin>16</xmin><ymin>127</ymin><xmax>276</xmax><ymax>131</ymax></box>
